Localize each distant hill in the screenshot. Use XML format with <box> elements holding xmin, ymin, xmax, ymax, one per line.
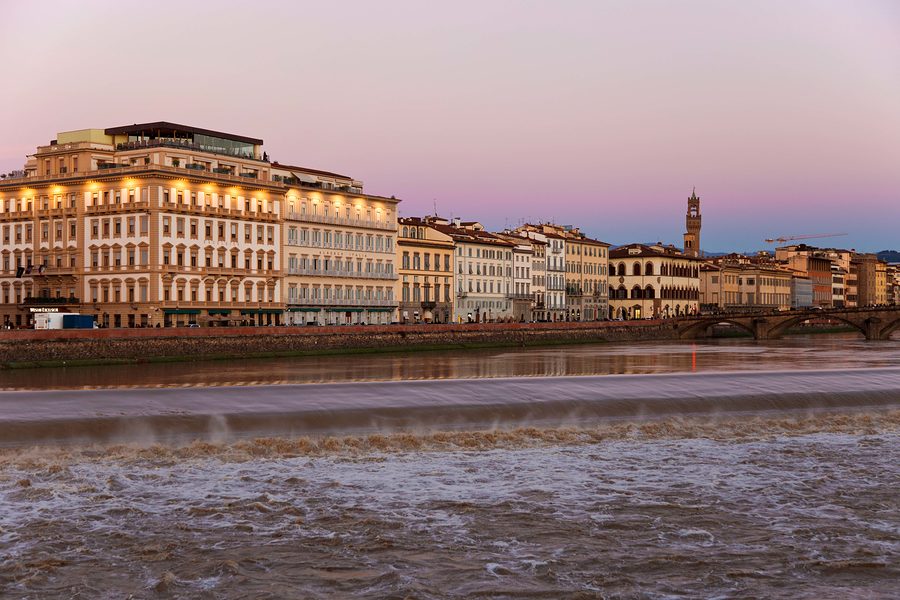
<box><xmin>877</xmin><ymin>250</ymin><xmax>900</xmax><ymax>263</ymax></box>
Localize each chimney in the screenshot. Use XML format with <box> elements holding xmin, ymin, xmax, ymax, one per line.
<box><xmin>452</xmin><ymin>217</ymin><xmax>461</xmax><ymax>227</ymax></box>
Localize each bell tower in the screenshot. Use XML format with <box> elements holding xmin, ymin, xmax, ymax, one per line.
<box><xmin>683</xmin><ymin>187</ymin><xmax>701</xmax><ymax>257</ymax></box>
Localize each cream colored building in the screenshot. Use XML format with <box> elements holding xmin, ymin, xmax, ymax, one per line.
<box><xmin>609</xmin><ymin>243</ymin><xmax>701</xmax><ymax>319</ymax></box>
<box><xmin>397</xmin><ymin>217</ymin><xmax>454</xmax><ymax>323</ymax></box>
<box><xmin>700</xmin><ymin>261</ymin><xmax>792</xmax><ymax>312</ymax></box>
<box><xmin>1</xmin><ymin>122</ymin><xmax>283</xmax><ymax>328</ymax></box>
<box><xmin>514</xmin><ymin>223</ymin><xmax>609</xmax><ymax>321</ymax></box>
<box><xmin>279</xmin><ymin>163</ymin><xmax>399</xmax><ymax>326</ymax></box>
<box><xmin>495</xmin><ymin>233</ymin><xmax>535</xmax><ymax>322</ymax></box>
<box><xmin>432</xmin><ymin>219</ymin><xmax>514</xmax><ymax>323</ymax></box>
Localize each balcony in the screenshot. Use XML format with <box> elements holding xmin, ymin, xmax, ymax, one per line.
<box><xmin>288</xmin><ymin>297</ymin><xmax>397</xmax><ymax>308</ymax></box>
<box><xmin>285</xmin><ymin>267</ymin><xmax>396</xmax><ymax>280</ymax></box>
<box><xmin>22</xmin><ymin>295</ymin><xmax>80</xmax><ymax>305</ymax></box>
<box><xmin>85</xmin><ymin>201</ymin><xmax>151</xmax><ymax>214</ymax></box>
<box><xmin>286</xmin><ymin>211</ymin><xmax>396</xmax><ymax>231</ymax></box>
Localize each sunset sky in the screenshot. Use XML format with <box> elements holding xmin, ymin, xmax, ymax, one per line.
<box><xmin>1</xmin><ymin>0</ymin><xmax>897</xmax><ymax>251</ymax></box>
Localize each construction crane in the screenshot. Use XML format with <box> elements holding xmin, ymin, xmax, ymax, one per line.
<box><xmin>764</xmin><ymin>233</ymin><xmax>848</xmax><ymax>244</ymax></box>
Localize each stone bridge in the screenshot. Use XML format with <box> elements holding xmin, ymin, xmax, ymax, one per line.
<box><xmin>673</xmin><ymin>307</ymin><xmax>900</xmax><ymax>341</ymax></box>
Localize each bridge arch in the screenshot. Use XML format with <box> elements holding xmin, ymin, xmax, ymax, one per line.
<box><xmin>766</xmin><ymin>313</ymin><xmax>866</xmax><ymax>339</ymax></box>
<box><xmin>676</xmin><ymin>317</ymin><xmax>757</xmax><ymax>339</ymax></box>
<box><xmin>874</xmin><ymin>313</ymin><xmax>900</xmax><ymax>340</ymax></box>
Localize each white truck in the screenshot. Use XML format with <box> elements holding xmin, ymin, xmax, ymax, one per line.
<box><xmin>33</xmin><ymin>312</ymin><xmax>96</xmax><ymax>330</ymax></box>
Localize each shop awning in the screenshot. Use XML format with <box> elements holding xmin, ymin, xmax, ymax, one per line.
<box><xmin>367</xmin><ymin>308</ymin><xmax>396</xmax><ymax>312</ymax></box>
<box><xmin>240</xmin><ymin>309</ymin><xmax>283</xmax><ymax>315</ymax></box>
<box><xmin>286</xmin><ymin>307</ymin><xmax>320</xmax><ymax>312</ymax></box>
<box><xmin>164</xmin><ymin>309</ymin><xmax>200</xmax><ymax>315</ymax></box>
<box><xmin>326</xmin><ymin>308</ymin><xmax>364</xmax><ymax>312</ymax></box>
<box><xmin>207</xmin><ymin>309</ymin><xmax>231</xmax><ymax>315</ymax></box>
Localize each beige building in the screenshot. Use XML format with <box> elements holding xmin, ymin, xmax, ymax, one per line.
<box><xmin>430</xmin><ymin>219</ymin><xmax>514</xmax><ymax>323</ymax></box>
<box><xmin>495</xmin><ymin>233</ymin><xmax>535</xmax><ymax>322</ymax></box>
<box><xmin>700</xmin><ymin>261</ymin><xmax>792</xmax><ymax>312</ymax></box>
<box><xmin>397</xmin><ymin>217</ymin><xmax>454</xmax><ymax>323</ymax></box>
<box><xmin>1</xmin><ymin>122</ymin><xmax>283</xmax><ymax>328</ymax></box>
<box><xmin>565</xmin><ymin>233</ymin><xmax>610</xmax><ymax>321</ymax></box>
<box><xmin>279</xmin><ymin>163</ymin><xmax>399</xmax><ymax>326</ymax></box>
<box><xmin>609</xmin><ymin>243</ymin><xmax>701</xmax><ymax>319</ymax></box>
<box><xmin>514</xmin><ymin>223</ymin><xmax>611</xmax><ymax>321</ymax></box>
<box><xmin>852</xmin><ymin>253</ymin><xmax>888</xmax><ymax>307</ymax></box>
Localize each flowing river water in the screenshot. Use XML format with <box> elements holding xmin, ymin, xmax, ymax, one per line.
<box><xmin>1</xmin><ymin>334</ymin><xmax>899</xmax><ymax>598</ymax></box>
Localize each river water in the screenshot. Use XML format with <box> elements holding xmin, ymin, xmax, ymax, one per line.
<box><xmin>1</xmin><ymin>335</ymin><xmax>899</xmax><ymax>598</ymax></box>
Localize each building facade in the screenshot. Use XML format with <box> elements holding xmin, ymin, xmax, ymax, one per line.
<box><xmin>852</xmin><ymin>253</ymin><xmax>888</xmax><ymax>307</ymax></box>
<box><xmin>280</xmin><ymin>164</ymin><xmax>399</xmax><ymax>326</ymax></box>
<box><xmin>609</xmin><ymin>243</ymin><xmax>701</xmax><ymax>319</ymax></box>
<box><xmin>1</xmin><ymin>123</ymin><xmax>284</xmax><ymax>328</ymax></box>
<box><xmin>397</xmin><ymin>217</ymin><xmax>454</xmax><ymax>323</ymax></box>
<box><xmin>434</xmin><ymin>220</ymin><xmax>514</xmax><ymax>323</ymax></box>
<box><xmin>700</xmin><ymin>261</ymin><xmax>792</xmax><ymax>312</ymax></box>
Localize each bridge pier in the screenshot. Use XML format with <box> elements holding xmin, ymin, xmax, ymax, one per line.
<box><xmin>750</xmin><ymin>318</ymin><xmax>771</xmax><ymax>340</ymax></box>
<box><xmin>863</xmin><ymin>317</ymin><xmax>883</xmax><ymax>341</ymax></box>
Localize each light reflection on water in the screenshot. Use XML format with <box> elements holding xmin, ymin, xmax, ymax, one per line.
<box><xmin>2</xmin><ymin>333</ymin><xmax>897</xmax><ymax>391</ymax></box>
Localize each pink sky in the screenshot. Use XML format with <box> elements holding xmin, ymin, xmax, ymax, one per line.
<box><xmin>1</xmin><ymin>0</ymin><xmax>898</xmax><ymax>251</ymax></box>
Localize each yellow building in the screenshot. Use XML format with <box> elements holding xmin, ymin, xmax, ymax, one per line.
<box><xmin>279</xmin><ymin>163</ymin><xmax>399</xmax><ymax>326</ymax></box>
<box><xmin>397</xmin><ymin>217</ymin><xmax>455</xmax><ymax>323</ymax></box>
<box><xmin>1</xmin><ymin>122</ymin><xmax>283</xmax><ymax>328</ymax></box>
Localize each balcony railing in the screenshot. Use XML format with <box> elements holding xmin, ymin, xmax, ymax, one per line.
<box><xmin>115</xmin><ymin>139</ymin><xmax>263</xmax><ymax>161</ymax></box>
<box><xmin>22</xmin><ymin>295</ymin><xmax>80</xmax><ymax>304</ymax></box>
<box><xmin>288</xmin><ymin>298</ymin><xmax>397</xmax><ymax>307</ymax></box>
<box><xmin>286</xmin><ymin>267</ymin><xmax>396</xmax><ymax>280</ymax></box>
<box><xmin>286</xmin><ymin>212</ymin><xmax>396</xmax><ymax>231</ymax></box>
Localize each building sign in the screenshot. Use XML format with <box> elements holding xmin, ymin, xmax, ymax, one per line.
<box><xmin>29</xmin><ymin>307</ymin><xmax>61</xmax><ymax>313</ymax></box>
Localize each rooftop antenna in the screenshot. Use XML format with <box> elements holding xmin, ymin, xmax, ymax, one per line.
<box><xmin>433</xmin><ymin>199</ymin><xmax>438</xmax><ymax>217</ymax></box>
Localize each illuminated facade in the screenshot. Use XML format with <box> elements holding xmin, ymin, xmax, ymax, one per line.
<box><xmin>279</xmin><ymin>163</ymin><xmax>398</xmax><ymax>326</ymax></box>
<box><xmin>0</xmin><ymin>123</ymin><xmax>283</xmax><ymax>328</ymax></box>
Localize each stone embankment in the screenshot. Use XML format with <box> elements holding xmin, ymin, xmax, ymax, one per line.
<box><xmin>0</xmin><ymin>320</ymin><xmax>679</xmax><ymax>367</ymax></box>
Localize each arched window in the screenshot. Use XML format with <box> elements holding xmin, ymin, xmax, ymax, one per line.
<box><xmin>630</xmin><ymin>285</ymin><xmax>642</xmax><ymax>299</ymax></box>
<box><xmin>632</xmin><ymin>262</ymin><xmax>641</xmax><ymax>276</ymax></box>
<box><xmin>617</xmin><ymin>285</ymin><xmax>627</xmax><ymax>299</ymax></box>
<box><xmin>645</xmin><ymin>262</ymin><xmax>654</xmax><ymax>276</ymax></box>
<box><xmin>617</xmin><ymin>263</ymin><xmax>626</xmax><ymax>277</ymax></box>
<box><xmin>402</xmin><ymin>226</ymin><xmax>408</xmax><ymax>238</ymax></box>
<box><xmin>644</xmin><ymin>285</ymin><xmax>655</xmax><ymax>299</ymax></box>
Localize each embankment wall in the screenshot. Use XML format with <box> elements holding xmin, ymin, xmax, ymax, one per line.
<box><xmin>0</xmin><ymin>321</ymin><xmax>679</xmax><ymax>366</ymax></box>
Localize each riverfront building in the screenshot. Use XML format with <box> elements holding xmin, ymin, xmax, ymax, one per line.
<box><xmin>0</xmin><ymin>123</ymin><xmax>284</xmax><ymax>328</ymax></box>
<box><xmin>396</xmin><ymin>217</ymin><xmax>454</xmax><ymax>323</ymax></box>
<box><xmin>609</xmin><ymin>243</ymin><xmax>701</xmax><ymax>319</ymax></box>
<box><xmin>278</xmin><ymin>162</ymin><xmax>399</xmax><ymax>326</ymax></box>
<box><xmin>514</xmin><ymin>223</ymin><xmax>610</xmax><ymax>321</ymax></box>
<box><xmin>0</xmin><ymin>122</ymin><xmax>401</xmax><ymax>328</ymax></box>
<box><xmin>699</xmin><ymin>260</ymin><xmax>792</xmax><ymax>312</ymax></box>
<box><xmin>427</xmin><ymin>219</ymin><xmax>515</xmax><ymax>323</ymax></box>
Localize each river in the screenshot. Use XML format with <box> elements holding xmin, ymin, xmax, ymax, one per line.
<box><xmin>1</xmin><ymin>334</ymin><xmax>898</xmax><ymax>598</ymax></box>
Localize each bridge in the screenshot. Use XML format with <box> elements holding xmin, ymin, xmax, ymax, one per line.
<box><xmin>672</xmin><ymin>306</ymin><xmax>900</xmax><ymax>341</ymax></box>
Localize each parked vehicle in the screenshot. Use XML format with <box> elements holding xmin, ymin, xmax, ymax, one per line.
<box><xmin>33</xmin><ymin>313</ymin><xmax>95</xmax><ymax>329</ymax></box>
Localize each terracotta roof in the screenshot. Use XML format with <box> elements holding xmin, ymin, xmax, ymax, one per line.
<box><xmin>429</xmin><ymin>223</ymin><xmax>516</xmax><ymax>247</ymax></box>
<box><xmin>609</xmin><ymin>243</ymin><xmax>705</xmax><ymax>261</ymax></box>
